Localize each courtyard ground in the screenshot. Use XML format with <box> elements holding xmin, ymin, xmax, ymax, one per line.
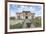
<box><xmin>10</xmin><ymin>19</ymin><xmax>40</xmax><ymax>29</ymax></box>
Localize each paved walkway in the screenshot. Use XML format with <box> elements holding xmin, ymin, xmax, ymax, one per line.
<box><xmin>30</xmin><ymin>24</ymin><xmax>35</xmax><ymax>28</ymax></box>
<box><xmin>22</xmin><ymin>19</ymin><xmax>35</xmax><ymax>28</ymax></box>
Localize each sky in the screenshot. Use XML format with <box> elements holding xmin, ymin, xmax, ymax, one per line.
<box><xmin>9</xmin><ymin>4</ymin><xmax>42</xmax><ymax>17</ymax></box>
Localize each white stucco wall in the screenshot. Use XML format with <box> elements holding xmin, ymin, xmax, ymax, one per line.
<box><xmin>21</xmin><ymin>16</ymin><xmax>23</xmax><ymax>19</ymax></box>
<box><xmin>28</xmin><ymin>16</ymin><xmax>32</xmax><ymax>19</ymax></box>
<box><xmin>20</xmin><ymin>16</ymin><xmax>32</xmax><ymax>19</ymax></box>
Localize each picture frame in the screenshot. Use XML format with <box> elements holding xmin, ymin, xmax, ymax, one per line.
<box><xmin>5</xmin><ymin>0</ymin><xmax>45</xmax><ymax>34</ymax></box>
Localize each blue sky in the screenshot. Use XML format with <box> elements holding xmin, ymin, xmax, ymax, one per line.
<box><xmin>9</xmin><ymin>4</ymin><xmax>41</xmax><ymax>16</ymax></box>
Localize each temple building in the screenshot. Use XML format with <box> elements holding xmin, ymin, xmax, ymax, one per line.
<box><xmin>16</xmin><ymin>11</ymin><xmax>35</xmax><ymax>19</ymax></box>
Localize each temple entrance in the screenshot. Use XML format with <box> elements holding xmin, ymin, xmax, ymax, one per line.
<box><xmin>25</xmin><ymin>16</ymin><xmax>28</xmax><ymax>19</ymax></box>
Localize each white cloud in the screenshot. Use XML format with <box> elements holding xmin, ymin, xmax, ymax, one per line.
<box><xmin>10</xmin><ymin>12</ymin><xmax>16</xmax><ymax>17</ymax></box>
<box><xmin>9</xmin><ymin>3</ymin><xmax>42</xmax><ymax>17</ymax></box>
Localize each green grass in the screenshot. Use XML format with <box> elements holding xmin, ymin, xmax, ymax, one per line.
<box><xmin>10</xmin><ymin>20</ymin><xmax>24</xmax><ymax>29</ymax></box>
<box><xmin>32</xmin><ymin>17</ymin><xmax>41</xmax><ymax>27</ymax></box>
<box><xmin>10</xmin><ymin>23</ymin><xmax>23</xmax><ymax>29</ymax></box>
<box><xmin>10</xmin><ymin>17</ymin><xmax>41</xmax><ymax>29</ymax></box>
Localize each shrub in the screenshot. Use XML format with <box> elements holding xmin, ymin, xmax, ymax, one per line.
<box><xmin>32</xmin><ymin>17</ymin><xmax>41</xmax><ymax>27</ymax></box>
<box><xmin>10</xmin><ymin>23</ymin><xmax>23</xmax><ymax>29</ymax></box>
